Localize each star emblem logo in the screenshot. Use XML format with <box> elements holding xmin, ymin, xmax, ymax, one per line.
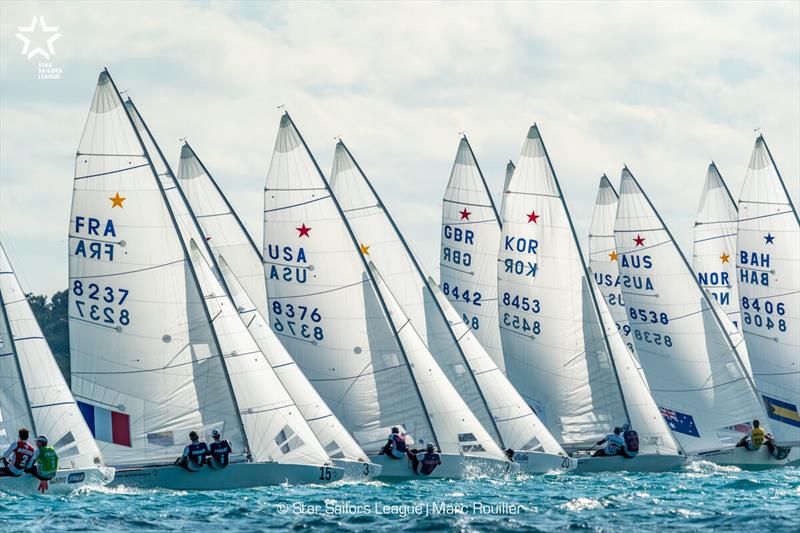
<box><xmin>459</xmin><ymin>208</ymin><xmax>471</xmax><ymax>221</ymax></box>
<box><xmin>720</xmin><ymin>253</ymin><xmax>730</xmax><ymax>264</ymax></box>
<box><xmin>109</xmin><ymin>192</ymin><xmax>126</xmax><ymax>208</ymax></box>
<box><xmin>764</xmin><ymin>233</ymin><xmax>775</xmax><ymax>245</ymax></box>
<box><xmin>527</xmin><ymin>210</ymin><xmax>539</xmax><ymax>223</ymax></box>
<box><xmin>296</xmin><ymin>223</ymin><xmax>311</xmax><ymax>238</ymax></box>
<box><xmin>15</xmin><ymin>17</ymin><xmax>61</xmax><ymax>60</ymax></box>
<box><xmin>608</xmin><ymin>251</ymin><xmax>618</xmax><ymax>262</ymax></box>
<box><xmin>634</xmin><ymin>234</ymin><xmax>645</xmax><ymax>247</ymax></box>
<box><xmin>359</xmin><ymin>243</ymin><xmax>370</xmax><ymax>255</ymax></box>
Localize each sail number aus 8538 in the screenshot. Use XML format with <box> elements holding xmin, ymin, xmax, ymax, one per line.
<box><xmin>72</xmin><ymin>280</ymin><xmax>130</xmax><ymax>327</ymax></box>
<box><xmin>271</xmin><ymin>301</ymin><xmax>324</xmax><ymax>341</ymax></box>
<box><xmin>628</xmin><ymin>307</ymin><xmax>668</xmax><ymax>325</ymax></box>
<box><xmin>632</xmin><ymin>329</ymin><xmax>672</xmax><ymax>347</ymax></box>
<box><xmin>442</xmin><ymin>283</ymin><xmax>481</xmax><ymax>306</ymax></box>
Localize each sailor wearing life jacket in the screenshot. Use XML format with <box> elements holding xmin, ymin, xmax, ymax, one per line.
<box><xmin>0</xmin><ymin>428</ymin><xmax>37</xmax><ymax>477</ymax></box>
<box><xmin>593</xmin><ymin>427</ymin><xmax>625</xmax><ymax>457</ymax></box>
<box><xmin>177</xmin><ymin>431</ymin><xmax>209</xmax><ymax>471</ymax></box>
<box><xmin>208</xmin><ymin>429</ymin><xmax>232</xmax><ymax>469</ymax></box>
<box><xmin>414</xmin><ymin>443</ymin><xmax>441</xmax><ymax>476</ymax></box>
<box><xmin>381</xmin><ymin>426</ymin><xmax>408</xmax><ymax>459</ymax></box>
<box><xmin>620</xmin><ymin>423</ymin><xmax>640</xmax><ymax>459</ymax></box>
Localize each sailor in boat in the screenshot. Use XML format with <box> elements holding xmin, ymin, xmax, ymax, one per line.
<box><xmin>207</xmin><ymin>429</ymin><xmax>232</xmax><ymax>470</ymax></box>
<box><xmin>409</xmin><ymin>443</ymin><xmax>442</xmax><ymax>476</ymax></box>
<box><xmin>175</xmin><ymin>431</ymin><xmax>209</xmax><ymax>471</ymax></box>
<box><xmin>620</xmin><ymin>424</ymin><xmax>639</xmax><ymax>459</ymax></box>
<box><xmin>735</xmin><ymin>420</ymin><xmax>776</xmax><ymax>455</ymax></box>
<box><xmin>592</xmin><ymin>427</ymin><xmax>625</xmax><ymax>457</ymax></box>
<box><xmin>0</xmin><ymin>428</ymin><xmax>37</xmax><ymax>478</ymax></box>
<box><xmin>25</xmin><ymin>435</ymin><xmax>59</xmax><ymax>493</ymax></box>
<box><xmin>379</xmin><ymin>427</ymin><xmax>408</xmax><ymax>459</ymax></box>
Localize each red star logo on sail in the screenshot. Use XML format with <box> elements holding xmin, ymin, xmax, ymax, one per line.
<box><xmin>296</xmin><ymin>223</ymin><xmax>311</xmax><ymax>238</ymax></box>
<box><xmin>459</xmin><ymin>208</ymin><xmax>471</xmax><ymax>220</ymax></box>
<box><xmin>633</xmin><ymin>234</ymin><xmax>645</xmax><ymax>247</ymax></box>
<box><xmin>527</xmin><ymin>210</ymin><xmax>540</xmax><ymax>223</ymax></box>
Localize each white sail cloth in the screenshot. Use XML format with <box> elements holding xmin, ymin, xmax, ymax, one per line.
<box><xmin>736</xmin><ymin>137</ymin><xmax>800</xmax><ymax>447</ymax></box>
<box><xmin>1</xmin><ymin>243</ymin><xmax>104</xmax><ymax>470</ymax></box>
<box><xmin>614</xmin><ymin>167</ymin><xmax>767</xmax><ymax>454</ymax></box>
<box><xmin>440</xmin><ymin>137</ymin><xmax>505</xmax><ymax>371</ymax></box>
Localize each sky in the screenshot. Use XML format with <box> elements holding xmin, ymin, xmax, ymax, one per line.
<box><xmin>1</xmin><ymin>1</ymin><xmax>798</xmax><ymax>296</ymax></box>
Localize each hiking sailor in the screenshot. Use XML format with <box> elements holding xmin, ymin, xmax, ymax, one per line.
<box><xmin>380</xmin><ymin>426</ymin><xmax>408</xmax><ymax>459</ymax></box>
<box><xmin>27</xmin><ymin>435</ymin><xmax>59</xmax><ymax>480</ymax></box>
<box><xmin>176</xmin><ymin>431</ymin><xmax>209</xmax><ymax>471</ymax></box>
<box><xmin>0</xmin><ymin>428</ymin><xmax>37</xmax><ymax>477</ymax></box>
<box><xmin>208</xmin><ymin>429</ymin><xmax>232</xmax><ymax>469</ymax></box>
<box><xmin>411</xmin><ymin>443</ymin><xmax>442</xmax><ymax>476</ymax></box>
<box><xmin>620</xmin><ymin>423</ymin><xmax>639</xmax><ymax>459</ymax></box>
<box><xmin>593</xmin><ymin>427</ymin><xmax>625</xmax><ymax>457</ymax></box>
<box><xmin>735</xmin><ymin>419</ymin><xmax>776</xmax><ymax>454</ymax></box>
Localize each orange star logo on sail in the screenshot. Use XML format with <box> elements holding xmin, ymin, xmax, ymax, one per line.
<box><xmin>360</xmin><ymin>243</ymin><xmax>370</xmax><ymax>255</ymax></box>
<box><xmin>608</xmin><ymin>251</ymin><xmax>618</xmax><ymax>262</ymax></box>
<box><xmin>720</xmin><ymin>253</ymin><xmax>730</xmax><ymax>264</ymax></box>
<box><xmin>109</xmin><ymin>192</ymin><xmax>126</xmax><ymax>208</ymax></box>
<box><xmin>296</xmin><ymin>223</ymin><xmax>311</xmax><ymax>238</ymax></box>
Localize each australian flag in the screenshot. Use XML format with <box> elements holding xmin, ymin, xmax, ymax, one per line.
<box><xmin>660</xmin><ymin>407</ymin><xmax>700</xmax><ymax>438</ymax></box>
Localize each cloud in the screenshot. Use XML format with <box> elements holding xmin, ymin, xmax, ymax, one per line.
<box><xmin>0</xmin><ymin>1</ymin><xmax>797</xmax><ymax>295</ymax></box>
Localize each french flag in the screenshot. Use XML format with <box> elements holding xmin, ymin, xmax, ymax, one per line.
<box><xmin>77</xmin><ymin>401</ymin><xmax>132</xmax><ymax>447</ymax></box>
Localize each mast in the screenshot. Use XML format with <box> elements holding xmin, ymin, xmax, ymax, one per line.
<box><xmin>110</xmin><ymin>77</ymin><xmax>252</xmax><ymax>459</ymax></box>
<box><xmin>281</xmin><ymin>113</ymin><xmax>440</xmax><ymax>449</ymax></box>
<box><xmin>623</xmin><ymin>166</ymin><xmax>762</xmax><ymax>403</ymax></box>
<box><xmin>759</xmin><ymin>135</ymin><xmax>800</xmax><ymax>223</ymax></box>
<box><xmin>336</xmin><ymin>139</ymin><xmax>505</xmax><ymax>448</ymax></box>
<box><xmin>533</xmin><ymin>125</ymin><xmax>631</xmax><ymax>425</ymax></box>
<box><xmin>0</xmin><ymin>256</ymin><xmax>37</xmax><ymax>436</ymax></box>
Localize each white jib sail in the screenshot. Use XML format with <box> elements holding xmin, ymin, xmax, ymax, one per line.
<box><xmin>368</xmin><ymin>263</ymin><xmax>508</xmax><ymax>460</ymax></box>
<box><xmin>263</xmin><ymin>113</ymin><xmax>435</xmax><ymax>453</ymax></box>
<box><xmin>69</xmin><ymin>70</ymin><xmax>245</xmax><ymax>466</ymax></box>
<box><xmin>0</xmin><ymin>243</ymin><xmax>105</xmax><ymax>470</ymax></box>
<box><xmin>440</xmin><ymin>137</ymin><xmax>505</xmax><ymax>372</ymax></box>
<box><xmin>589</xmin><ymin>176</ymin><xmax>638</xmax><ymax>358</ymax></box>
<box><xmin>614</xmin><ymin>167</ymin><xmax>768</xmax><ymax>454</ymax></box>
<box><xmin>498</xmin><ymin>125</ymin><xmax>675</xmax><ymax>454</ymax></box>
<box><xmin>499</xmin><ymin>161</ymin><xmax>515</xmax><ymax>219</ymax></box>
<box><xmin>329</xmin><ymin>141</ymin><xmax>501</xmax><ymax>445</ymax></box>
<box><xmin>177</xmin><ymin>144</ymin><xmax>371</xmax><ymax>464</ymax></box>
<box><xmin>736</xmin><ymin>136</ymin><xmax>800</xmax><ymax>447</ymax></box>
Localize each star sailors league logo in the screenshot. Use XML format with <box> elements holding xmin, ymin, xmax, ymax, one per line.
<box><xmin>15</xmin><ymin>16</ymin><xmax>63</xmax><ymax>80</ymax></box>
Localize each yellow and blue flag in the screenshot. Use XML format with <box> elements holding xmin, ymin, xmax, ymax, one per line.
<box><xmin>763</xmin><ymin>396</ymin><xmax>800</xmax><ymax>428</ymax></box>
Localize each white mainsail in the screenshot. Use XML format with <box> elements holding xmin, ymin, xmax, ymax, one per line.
<box><xmin>440</xmin><ymin>137</ymin><xmax>505</xmax><ymax>371</ymax></box>
<box><xmin>262</xmin><ymin>113</ymin><xmax>437</xmax><ymax>453</ymax></box>
<box><xmin>589</xmin><ymin>176</ymin><xmax>637</xmax><ymax>357</ymax></box>
<box><xmin>499</xmin><ymin>160</ymin><xmax>515</xmax><ymax>218</ymax></box>
<box><xmin>70</xmin><ymin>71</ymin><xmax>246</xmax><ymax>466</ymax></box>
<box><xmin>694</xmin><ymin>163</ymin><xmax>744</xmax><ymax>332</ymax></box>
<box><xmin>736</xmin><ymin>136</ymin><xmax>800</xmax><ymax>447</ymax></box>
<box><xmin>498</xmin><ymin>125</ymin><xmax>677</xmax><ymax>455</ymax></box>
<box><xmin>614</xmin><ymin>166</ymin><xmax>767</xmax><ymax>454</ymax></box>
<box><xmin>0</xmin><ymin>242</ymin><xmax>105</xmax><ymax>470</ymax></box>
<box><xmin>329</xmin><ymin>140</ymin><xmax>499</xmax><ymax>444</ymax></box>
<box><xmin>332</xmin><ymin>139</ymin><xmax>564</xmax><ymax>456</ymax></box>
<box><xmin>176</xmin><ymin>142</ymin><xmax>373</xmax><ymax>465</ymax></box>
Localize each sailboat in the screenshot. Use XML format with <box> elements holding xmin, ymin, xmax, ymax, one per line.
<box><xmin>614</xmin><ymin>165</ymin><xmax>794</xmax><ymax>468</ymax></box>
<box><xmin>0</xmin><ymin>242</ymin><xmax>114</xmax><ymax>493</ymax></box>
<box><xmin>440</xmin><ymin>137</ymin><xmax>505</xmax><ymax>372</ymax></box>
<box><xmin>693</xmin><ymin>163</ymin><xmax>747</xmax><ymax>337</ymax></box>
<box><xmin>175</xmin><ymin>141</ymin><xmax>381</xmax><ymax>479</ymax></box>
<box><xmin>262</xmin><ymin>113</ymin><xmax>510</xmax><ymax>479</ymax></box>
<box><xmin>332</xmin><ymin>138</ymin><xmax>573</xmax><ymax>473</ymax></box>
<box><xmin>68</xmin><ymin>70</ymin><xmax>343</xmax><ymax>489</ymax></box>
<box><xmin>736</xmin><ymin>135</ymin><xmax>799</xmax><ymax>460</ymax></box>
<box><xmin>589</xmin><ymin>176</ymin><xmax>638</xmax><ymax>358</ymax></box>
<box><xmin>498</xmin><ymin>125</ymin><xmax>684</xmax><ymax>472</ymax></box>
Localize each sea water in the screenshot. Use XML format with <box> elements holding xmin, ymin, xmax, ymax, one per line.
<box><xmin>1</xmin><ymin>462</ymin><xmax>798</xmax><ymax>531</ymax></box>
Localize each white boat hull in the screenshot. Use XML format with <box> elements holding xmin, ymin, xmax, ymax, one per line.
<box><xmin>0</xmin><ymin>466</ymin><xmax>115</xmax><ymax>494</ymax></box>
<box><xmin>335</xmin><ymin>458</ymin><xmax>383</xmax><ymax>479</ymax></box>
<box><xmin>696</xmin><ymin>446</ymin><xmax>800</xmax><ymax>469</ymax></box>
<box><xmin>508</xmin><ymin>451</ymin><xmax>577</xmax><ymax>473</ymax></box>
<box><xmin>574</xmin><ymin>453</ymin><xmax>686</xmax><ymax>473</ymax></box>
<box><xmin>370</xmin><ymin>453</ymin><xmax>466</xmax><ymax>480</ymax></box>
<box><xmin>110</xmin><ymin>462</ymin><xmax>344</xmax><ymax>490</ymax></box>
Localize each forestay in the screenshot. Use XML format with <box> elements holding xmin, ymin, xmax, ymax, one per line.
<box><xmin>177</xmin><ymin>143</ymin><xmax>371</xmax><ymax>464</ymax></box>
<box><xmin>262</xmin><ymin>113</ymin><xmax>435</xmax><ymax>453</ymax></box>
<box><xmin>329</xmin><ymin>141</ymin><xmax>500</xmax><ymax>445</ymax></box>
<box><xmin>736</xmin><ymin>136</ymin><xmax>800</xmax><ymax>447</ymax></box>
<box><xmin>69</xmin><ymin>70</ymin><xmax>244</xmax><ymax>466</ymax></box>
<box><xmin>589</xmin><ymin>176</ymin><xmax>637</xmax><ymax>357</ymax></box>
<box><xmin>440</xmin><ymin>137</ymin><xmax>505</xmax><ymax>371</ymax></box>
<box><xmin>614</xmin><ymin>167</ymin><xmax>767</xmax><ymax>454</ymax></box>
<box><xmin>1</xmin><ymin>243</ymin><xmax>104</xmax><ymax>470</ymax></box>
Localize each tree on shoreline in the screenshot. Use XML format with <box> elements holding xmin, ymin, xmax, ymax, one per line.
<box><xmin>27</xmin><ymin>289</ymin><xmax>70</xmax><ymax>380</ymax></box>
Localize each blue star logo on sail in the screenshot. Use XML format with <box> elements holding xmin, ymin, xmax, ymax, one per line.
<box><xmin>659</xmin><ymin>407</ymin><xmax>700</xmax><ymax>437</ymax></box>
<box><xmin>762</xmin><ymin>396</ymin><xmax>800</xmax><ymax>428</ymax></box>
<box><xmin>763</xmin><ymin>233</ymin><xmax>775</xmax><ymax>245</ymax></box>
